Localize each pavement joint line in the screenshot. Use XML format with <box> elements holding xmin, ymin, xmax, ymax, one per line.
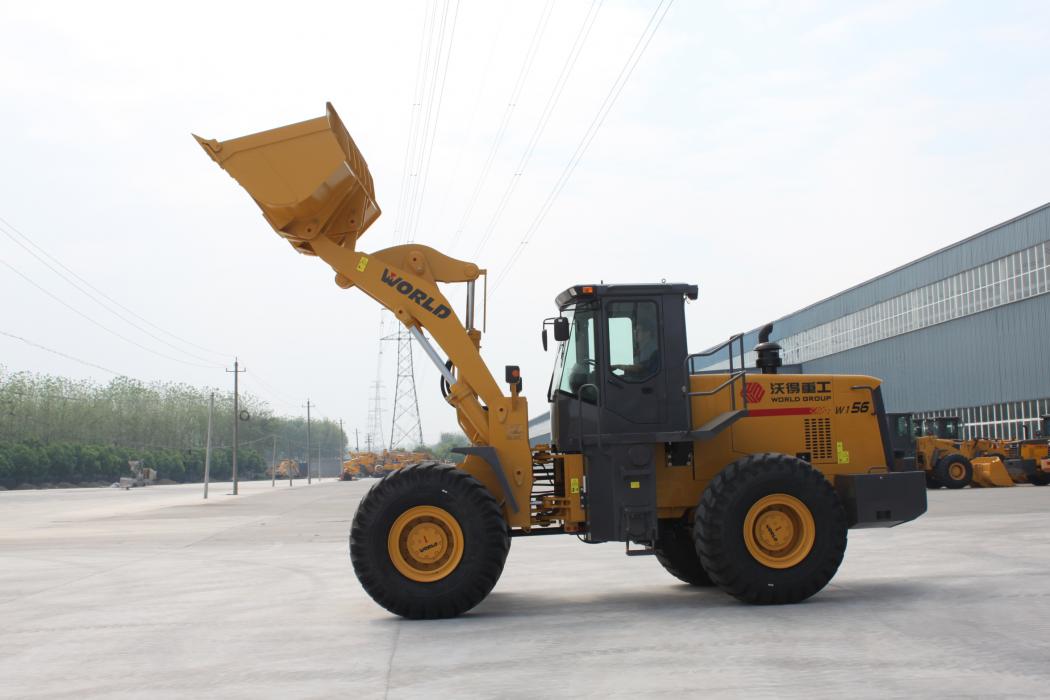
<box><xmin>384</xmin><ymin>621</ymin><xmax>403</xmax><ymax>700</ymax></box>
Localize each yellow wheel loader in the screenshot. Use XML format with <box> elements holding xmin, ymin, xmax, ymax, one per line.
<box><xmin>197</xmin><ymin>104</ymin><xmax>927</xmax><ymax>619</ymax></box>
<box><xmin>887</xmin><ymin>413</ymin><xmax>1050</xmax><ymax>488</ymax></box>
<box><xmin>270</xmin><ymin>459</ymin><xmax>301</xmax><ymax>479</ymax></box>
<box><xmin>342</xmin><ymin>452</ymin><xmax>379</xmax><ymax>480</ymax></box>
<box><xmin>971</xmin><ymin>416</ymin><xmax>1050</xmax><ymax>487</ymax></box>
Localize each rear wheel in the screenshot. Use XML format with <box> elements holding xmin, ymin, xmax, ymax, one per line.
<box><xmin>934</xmin><ymin>454</ymin><xmax>972</xmax><ymax>489</ymax></box>
<box><xmin>695</xmin><ymin>453</ymin><xmax>847</xmax><ymax>605</ymax></box>
<box><xmin>654</xmin><ymin>521</ymin><xmax>713</xmax><ymax>586</ymax></box>
<box><xmin>1027</xmin><ymin>470</ymin><xmax>1050</xmax><ymax>486</ymax></box>
<box><xmin>350</xmin><ymin>462</ymin><xmax>509</xmax><ymax>619</ymax></box>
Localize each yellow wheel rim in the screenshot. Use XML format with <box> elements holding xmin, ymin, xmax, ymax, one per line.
<box><xmin>948</xmin><ymin>462</ymin><xmax>966</xmax><ymax>480</ymax></box>
<box><xmin>743</xmin><ymin>493</ymin><xmax>815</xmax><ymax>569</ymax></box>
<box><xmin>387</xmin><ymin>505</ymin><xmax>464</xmax><ymax>583</ymax></box>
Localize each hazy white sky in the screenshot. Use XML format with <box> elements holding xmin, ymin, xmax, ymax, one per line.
<box><xmin>2</xmin><ymin>0</ymin><xmax>1048</xmax><ymax>445</ymax></box>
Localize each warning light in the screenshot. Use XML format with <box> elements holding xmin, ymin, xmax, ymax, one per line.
<box><xmin>581</xmin><ymin>286</ymin><xmax>594</xmax><ymax>294</ymax></box>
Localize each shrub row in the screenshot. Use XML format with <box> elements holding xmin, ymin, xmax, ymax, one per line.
<box><xmin>0</xmin><ymin>441</ymin><xmax>264</xmax><ymax>489</ymax></box>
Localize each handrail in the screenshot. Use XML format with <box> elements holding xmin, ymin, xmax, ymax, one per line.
<box><xmin>686</xmin><ymin>371</ymin><xmax>746</xmax><ymax>398</ymax></box>
<box><xmin>686</xmin><ymin>333</ymin><xmax>744</xmax><ymax>361</ymax></box>
<box><xmin>682</xmin><ymin>333</ymin><xmax>749</xmax><ymax>430</ymax></box>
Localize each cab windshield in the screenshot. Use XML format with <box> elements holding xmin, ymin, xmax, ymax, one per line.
<box><xmin>548</xmin><ymin>302</ymin><xmax>598</xmax><ymax>402</ymax></box>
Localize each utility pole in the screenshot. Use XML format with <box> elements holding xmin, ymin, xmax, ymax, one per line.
<box><xmin>270</xmin><ymin>435</ymin><xmax>277</xmax><ymax>487</ymax></box>
<box><xmin>355</xmin><ymin>428</ymin><xmax>359</xmax><ymax>452</ymax></box>
<box><xmin>227</xmin><ymin>359</ymin><xmax>245</xmax><ymax>495</ymax></box>
<box><xmin>203</xmin><ymin>392</ymin><xmax>214</xmax><ymax>499</ymax></box>
<box><xmin>304</xmin><ymin>399</ymin><xmax>313</xmax><ymax>485</ymax></box>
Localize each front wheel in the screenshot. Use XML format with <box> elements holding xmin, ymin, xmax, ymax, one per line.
<box><xmin>934</xmin><ymin>454</ymin><xmax>973</xmax><ymax>489</ymax></box>
<box><xmin>695</xmin><ymin>453</ymin><xmax>847</xmax><ymax>605</ymax></box>
<box><xmin>350</xmin><ymin>462</ymin><xmax>510</xmax><ymax>619</ymax></box>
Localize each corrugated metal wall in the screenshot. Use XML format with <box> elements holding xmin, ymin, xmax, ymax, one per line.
<box><xmin>773</xmin><ymin>201</ymin><xmax>1050</xmax><ymax>336</ymax></box>
<box><xmin>693</xmin><ymin>201</ymin><xmax>1050</xmax><ymax>358</ymax></box>
<box><xmin>801</xmin><ymin>294</ymin><xmax>1050</xmax><ymax>411</ymax></box>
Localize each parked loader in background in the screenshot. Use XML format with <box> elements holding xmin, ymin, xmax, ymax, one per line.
<box><xmin>341</xmin><ymin>450</ymin><xmax>431</xmax><ymax>480</ymax></box>
<box><xmin>269</xmin><ymin>459</ymin><xmax>301</xmax><ymax>480</ymax></box>
<box><xmin>341</xmin><ymin>452</ymin><xmax>379</xmax><ymax>480</ymax></box>
<box><xmin>197</xmin><ymin>104</ymin><xmax>927</xmax><ymax>620</ymax></box>
<box><xmin>887</xmin><ymin>413</ymin><xmax>1050</xmax><ymax>488</ymax></box>
<box><xmin>376</xmin><ymin>451</ymin><xmax>431</xmax><ymax>477</ymax></box>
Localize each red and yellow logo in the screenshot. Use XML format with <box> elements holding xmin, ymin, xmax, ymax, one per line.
<box><xmin>742</xmin><ymin>383</ymin><xmax>765</xmax><ymax>403</ymax></box>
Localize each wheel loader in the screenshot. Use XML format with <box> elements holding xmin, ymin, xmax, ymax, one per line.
<box><xmin>341</xmin><ymin>452</ymin><xmax>379</xmax><ymax>480</ymax></box>
<box><xmin>887</xmin><ymin>412</ymin><xmax>1050</xmax><ymax>488</ymax></box>
<box><xmin>196</xmin><ymin>104</ymin><xmax>927</xmax><ymax>619</ymax></box>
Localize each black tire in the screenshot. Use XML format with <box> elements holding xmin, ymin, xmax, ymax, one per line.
<box><xmin>654</xmin><ymin>521</ymin><xmax>713</xmax><ymax>586</ymax></box>
<box><xmin>695</xmin><ymin>453</ymin><xmax>847</xmax><ymax>605</ymax></box>
<box><xmin>934</xmin><ymin>454</ymin><xmax>973</xmax><ymax>489</ymax></box>
<box><xmin>1027</xmin><ymin>470</ymin><xmax>1050</xmax><ymax>486</ymax></box>
<box><xmin>349</xmin><ymin>461</ymin><xmax>509</xmax><ymax>619</ymax></box>
<box><xmin>925</xmin><ymin>472</ymin><xmax>942</xmax><ymax>489</ymax></box>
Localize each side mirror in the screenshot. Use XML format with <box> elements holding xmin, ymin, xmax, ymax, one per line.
<box><xmin>553</xmin><ymin>317</ymin><xmax>570</xmax><ymax>342</ymax></box>
<box><xmin>541</xmin><ymin>328</ymin><xmax>548</xmax><ymax>351</ymax></box>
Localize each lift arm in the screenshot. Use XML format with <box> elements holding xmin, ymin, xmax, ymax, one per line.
<box><xmin>195</xmin><ymin>103</ymin><xmax>534</xmax><ymax>526</ymax></box>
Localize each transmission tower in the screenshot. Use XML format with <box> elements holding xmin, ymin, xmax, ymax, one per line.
<box><xmin>364</xmin><ymin>380</ymin><xmax>386</xmax><ymax>453</ymax></box>
<box><xmin>388</xmin><ymin>326</ymin><xmax>424</xmax><ymax>450</ymax></box>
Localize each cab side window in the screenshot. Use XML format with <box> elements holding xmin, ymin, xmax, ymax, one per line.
<box><xmin>607</xmin><ymin>301</ymin><xmax>659</xmax><ymax>383</ymax></box>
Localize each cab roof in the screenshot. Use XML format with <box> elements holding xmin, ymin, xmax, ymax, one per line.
<box><xmin>555</xmin><ymin>283</ymin><xmax>699</xmax><ymax>308</ymax></box>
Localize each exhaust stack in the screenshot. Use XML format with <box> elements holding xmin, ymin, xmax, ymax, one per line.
<box><xmin>754</xmin><ymin>322</ymin><xmax>782</xmax><ymax>375</ymax></box>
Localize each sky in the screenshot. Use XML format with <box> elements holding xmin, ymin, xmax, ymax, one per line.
<box><xmin>1</xmin><ymin>0</ymin><xmax>1049</xmax><ymax>446</ymax></box>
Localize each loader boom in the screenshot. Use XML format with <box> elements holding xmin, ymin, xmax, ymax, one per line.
<box><xmin>196</xmin><ymin>103</ymin><xmax>533</xmax><ymax>527</ymax></box>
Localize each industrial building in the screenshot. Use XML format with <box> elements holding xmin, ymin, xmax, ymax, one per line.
<box><xmin>531</xmin><ymin>201</ymin><xmax>1050</xmax><ymax>443</ymax></box>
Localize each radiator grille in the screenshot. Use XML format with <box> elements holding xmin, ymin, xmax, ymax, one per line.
<box><xmin>804</xmin><ymin>418</ymin><xmax>833</xmax><ymax>462</ymax></box>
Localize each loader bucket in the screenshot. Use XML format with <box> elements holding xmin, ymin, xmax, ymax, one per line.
<box><xmin>194</xmin><ymin>103</ymin><xmax>380</xmax><ymax>255</ymax></box>
<box><xmin>971</xmin><ymin>457</ymin><xmax>1016</xmax><ymax>487</ymax></box>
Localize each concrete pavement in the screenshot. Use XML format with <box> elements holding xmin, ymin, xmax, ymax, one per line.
<box><xmin>1</xmin><ymin>480</ymin><xmax>1049</xmax><ymax>698</ymax></box>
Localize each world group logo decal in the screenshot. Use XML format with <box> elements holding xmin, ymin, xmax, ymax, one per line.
<box><xmin>742</xmin><ymin>383</ymin><xmax>765</xmax><ymax>403</ymax></box>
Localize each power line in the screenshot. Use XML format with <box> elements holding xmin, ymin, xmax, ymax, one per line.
<box><xmin>406</xmin><ymin>0</ymin><xmax>461</xmax><ymax>244</ymax></box>
<box><xmin>0</xmin><ymin>215</ymin><xmax>230</xmax><ymax>360</ymax></box>
<box><xmin>0</xmin><ymin>223</ymin><xmax>221</xmax><ymax>367</ymax></box>
<box><xmin>392</xmin><ymin>1</ymin><xmax>441</xmax><ymax>242</ymax></box>
<box><xmin>492</xmin><ymin>0</ymin><xmax>675</xmax><ymax>291</ymax></box>
<box><xmin>471</xmin><ymin>0</ymin><xmax>604</xmax><ymax>259</ymax></box>
<box><xmin>429</xmin><ymin>0</ymin><xmax>513</xmax><ymax>237</ymax></box>
<box><xmin>0</xmin><ymin>329</ymin><xmax>121</xmax><ymax>375</ymax></box>
<box><xmin>447</xmin><ymin>0</ymin><xmax>556</xmax><ymax>253</ymax></box>
<box><xmin>242</xmin><ymin>369</ymin><xmax>299</xmax><ymax>410</ymax></box>
<box><xmin>0</xmin><ymin>256</ymin><xmax>220</xmax><ymax>370</ymax></box>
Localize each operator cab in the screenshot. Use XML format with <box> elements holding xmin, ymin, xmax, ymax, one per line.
<box><xmin>541</xmin><ymin>283</ymin><xmax>697</xmax><ymax>545</ymax></box>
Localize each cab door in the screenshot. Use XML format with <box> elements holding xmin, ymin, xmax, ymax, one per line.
<box><xmin>602</xmin><ymin>299</ymin><xmax>664</xmax><ymax>430</ymax></box>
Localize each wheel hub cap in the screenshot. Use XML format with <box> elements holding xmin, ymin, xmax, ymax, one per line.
<box><xmin>388</xmin><ymin>505</ymin><xmax>464</xmax><ymax>583</ymax></box>
<box><xmin>743</xmin><ymin>493</ymin><xmax>816</xmax><ymax>569</ymax></box>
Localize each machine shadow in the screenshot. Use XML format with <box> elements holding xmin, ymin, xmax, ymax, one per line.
<box><xmin>468</xmin><ymin>578</ymin><xmax>928</xmax><ymax>620</ymax></box>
